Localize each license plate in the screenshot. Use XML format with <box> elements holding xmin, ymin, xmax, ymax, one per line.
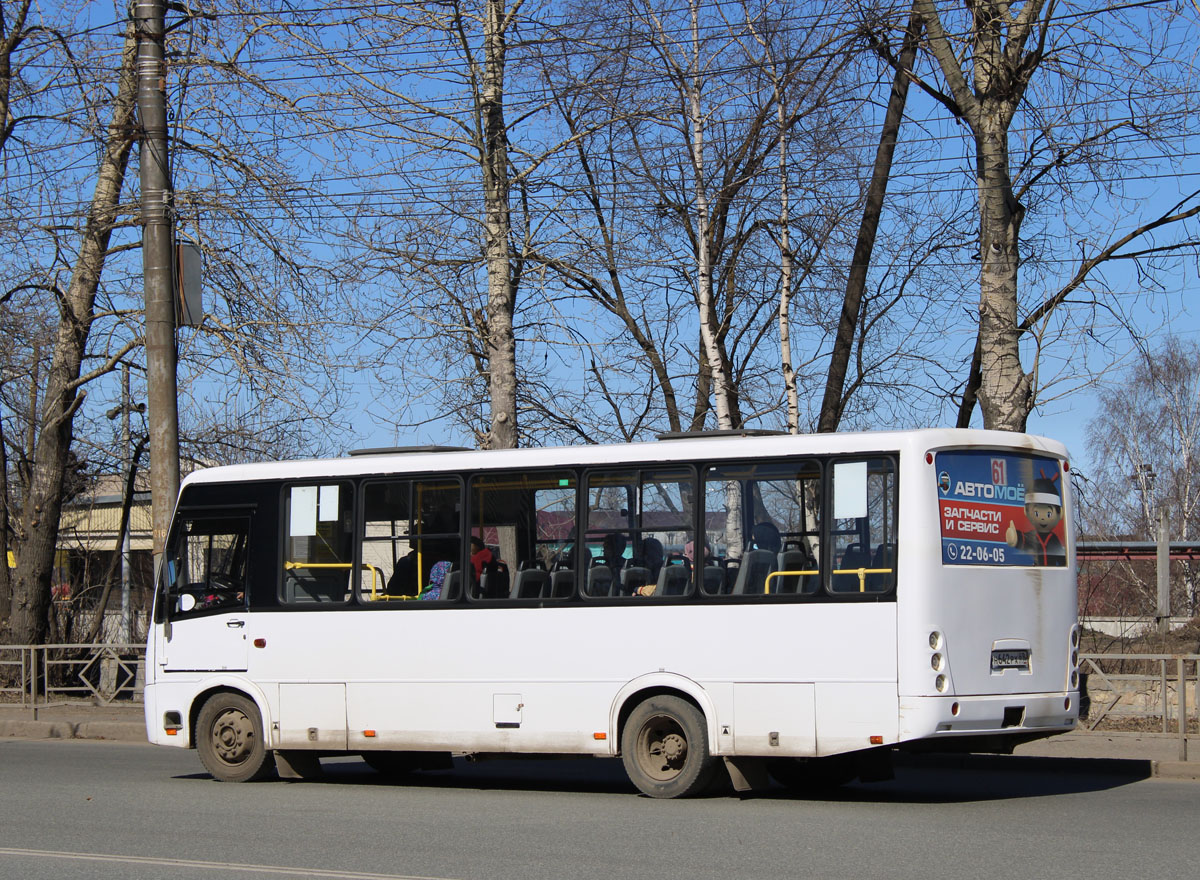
<box><xmin>991</xmin><ymin>649</ymin><xmax>1030</xmax><ymax>672</ymax></box>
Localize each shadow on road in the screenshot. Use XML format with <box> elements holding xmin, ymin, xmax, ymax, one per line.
<box><xmin>175</xmin><ymin>753</ymin><xmax>1150</xmax><ymax>803</ymax></box>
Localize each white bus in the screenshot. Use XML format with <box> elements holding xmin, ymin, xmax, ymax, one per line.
<box><xmin>144</xmin><ymin>428</ymin><xmax>1080</xmax><ymax>797</ymax></box>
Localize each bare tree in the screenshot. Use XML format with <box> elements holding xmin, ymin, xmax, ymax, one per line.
<box><xmin>816</xmin><ymin>3</ymin><xmax>921</xmax><ymax>433</ymax></box>
<box><xmin>1085</xmin><ymin>337</ymin><xmax>1200</xmax><ymax>616</ymax></box>
<box><xmin>612</xmin><ymin>0</ymin><xmax>865</xmax><ymax>432</ymax></box>
<box><xmin>0</xmin><ymin>0</ymin><xmax>32</xmax><ymax>156</ymax></box>
<box><xmin>911</xmin><ymin>0</ymin><xmax>1200</xmax><ymax>431</ymax></box>
<box><xmin>4</xmin><ymin>19</ymin><xmax>137</xmax><ymax>645</ymax></box>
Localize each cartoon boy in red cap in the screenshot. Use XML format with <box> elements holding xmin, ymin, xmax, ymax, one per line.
<box><xmin>1004</xmin><ymin>476</ymin><xmax>1065</xmax><ymax>566</ymax></box>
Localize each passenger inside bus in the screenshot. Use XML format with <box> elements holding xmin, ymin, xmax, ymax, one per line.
<box><xmin>385</xmin><ymin>550</ymin><xmax>419</xmax><ymax>597</ymax></box>
<box><xmin>469</xmin><ymin>537</ymin><xmax>494</xmax><ymax>579</ymax></box>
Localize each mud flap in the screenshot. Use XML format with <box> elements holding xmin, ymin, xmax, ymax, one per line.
<box><xmin>723</xmin><ymin>756</ymin><xmax>770</xmax><ymax>792</ymax></box>
<box><xmin>275</xmin><ymin>750</ymin><xmax>323</xmax><ymax>780</ymax></box>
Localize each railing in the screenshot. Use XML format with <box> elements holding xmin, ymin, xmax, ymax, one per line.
<box><xmin>1080</xmin><ymin>652</ymin><xmax>1197</xmax><ymax>762</ymax></box>
<box><xmin>0</xmin><ymin>643</ymin><xmax>145</xmax><ymax>707</ymax></box>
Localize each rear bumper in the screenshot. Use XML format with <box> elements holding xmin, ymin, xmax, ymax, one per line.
<box><xmin>899</xmin><ymin>691</ymin><xmax>1079</xmax><ymax>743</ymax></box>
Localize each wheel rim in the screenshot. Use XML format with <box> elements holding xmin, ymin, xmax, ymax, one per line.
<box><xmin>634</xmin><ymin>712</ymin><xmax>689</xmax><ymax>782</ymax></box>
<box><xmin>210</xmin><ymin>707</ymin><xmax>255</xmax><ymax>766</ymax></box>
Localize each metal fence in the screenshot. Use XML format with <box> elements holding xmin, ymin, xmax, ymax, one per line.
<box><xmin>1079</xmin><ymin>652</ymin><xmax>1195</xmax><ymax>761</ymax></box>
<box><xmin>0</xmin><ymin>643</ymin><xmax>145</xmax><ymax>706</ymax></box>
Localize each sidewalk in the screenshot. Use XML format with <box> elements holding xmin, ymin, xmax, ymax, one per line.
<box><xmin>0</xmin><ymin>699</ymin><xmax>146</xmax><ymax>743</ymax></box>
<box><xmin>1</xmin><ymin>701</ymin><xmax>1196</xmax><ymax>780</ymax></box>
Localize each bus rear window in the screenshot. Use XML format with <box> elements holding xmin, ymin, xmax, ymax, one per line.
<box><xmin>935</xmin><ymin>451</ymin><xmax>1065</xmax><ymax>567</ymax></box>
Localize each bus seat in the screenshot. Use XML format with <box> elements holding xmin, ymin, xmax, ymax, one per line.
<box><xmin>442</xmin><ymin>568</ymin><xmax>462</xmax><ymax>601</ymax></box>
<box><xmin>834</xmin><ymin>543</ymin><xmax>870</xmax><ymax>592</ymax></box>
<box><xmin>512</xmin><ymin>566</ymin><xmax>550</xmax><ymax>599</ymax></box>
<box><xmin>775</xmin><ymin>549</ymin><xmax>816</xmax><ymax>594</ymax></box>
<box><xmin>549</xmin><ymin>568</ymin><xmax>575</xmax><ymax>598</ymax></box>
<box><xmin>732</xmin><ymin>549</ymin><xmax>776</xmax><ymax>595</ymax></box>
<box><xmin>478</xmin><ymin>557</ymin><xmax>510</xmax><ymax>600</ymax></box>
<box><xmin>702</xmin><ymin>562</ymin><xmax>725</xmax><ymax>595</ymax></box>
<box><xmin>656</xmin><ymin>555</ymin><xmax>692</xmax><ymax>596</ymax></box>
<box><xmin>867</xmin><ymin>542</ymin><xmax>896</xmax><ymax>592</ymax></box>
<box><xmin>588</xmin><ymin>563</ymin><xmax>616</xmax><ymax>597</ymax></box>
<box><xmin>621</xmin><ymin>563</ymin><xmax>653</xmax><ymax>596</ymax></box>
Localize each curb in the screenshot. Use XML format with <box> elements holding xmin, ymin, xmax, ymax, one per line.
<box><xmin>0</xmin><ymin>720</ymin><xmax>146</xmax><ymax>743</ymax></box>
<box><xmin>75</xmin><ymin>721</ymin><xmax>147</xmax><ymax>742</ymax></box>
<box><xmin>1152</xmin><ymin>761</ymin><xmax>1200</xmax><ymax>781</ymax></box>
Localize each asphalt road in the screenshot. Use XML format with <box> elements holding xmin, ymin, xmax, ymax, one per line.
<box><xmin>0</xmin><ymin>739</ymin><xmax>1194</xmax><ymax>880</ymax></box>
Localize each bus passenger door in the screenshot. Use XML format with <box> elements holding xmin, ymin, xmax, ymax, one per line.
<box><xmin>163</xmin><ymin>613</ymin><xmax>250</xmax><ymax>672</ymax></box>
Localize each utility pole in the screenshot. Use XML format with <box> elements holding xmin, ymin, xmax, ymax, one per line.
<box><xmin>134</xmin><ymin>0</ymin><xmax>180</xmax><ymax>560</ymax></box>
<box><xmin>118</xmin><ymin>365</ymin><xmax>132</xmax><ymax>641</ymax></box>
<box><xmin>1156</xmin><ymin>508</ymin><xmax>1170</xmax><ymax>635</ymax></box>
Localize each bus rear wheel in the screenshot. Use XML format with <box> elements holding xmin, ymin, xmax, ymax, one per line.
<box><xmin>196</xmin><ymin>692</ymin><xmax>275</xmax><ymax>783</ymax></box>
<box><xmin>621</xmin><ymin>695</ymin><xmax>716</xmax><ymax>798</ymax></box>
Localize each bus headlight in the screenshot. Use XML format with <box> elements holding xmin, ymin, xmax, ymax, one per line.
<box><xmin>929</xmin><ymin>631</ymin><xmax>942</xmax><ymax>650</ymax></box>
<box><xmin>935</xmin><ymin>674</ymin><xmax>948</xmax><ymax>693</ymax></box>
<box><xmin>931</xmin><ymin>653</ymin><xmax>944</xmax><ymax>671</ymax></box>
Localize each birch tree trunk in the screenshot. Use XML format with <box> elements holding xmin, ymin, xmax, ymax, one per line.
<box><xmin>687</xmin><ymin>0</ymin><xmax>736</xmax><ymax>432</ymax></box>
<box><xmin>480</xmin><ymin>0</ymin><xmax>519</xmax><ymax>449</ymax></box>
<box><xmin>6</xmin><ymin>21</ymin><xmax>137</xmax><ymax>645</ymax></box>
<box><xmin>772</xmin><ymin>75</ymin><xmax>799</xmax><ymax>435</ymax></box>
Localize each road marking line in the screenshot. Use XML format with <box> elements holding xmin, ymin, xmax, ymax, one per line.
<box><xmin>0</xmin><ymin>847</ymin><xmax>459</xmax><ymax>879</ymax></box>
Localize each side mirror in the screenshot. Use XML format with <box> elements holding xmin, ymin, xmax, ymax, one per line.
<box><xmin>178</xmin><ymin>593</ymin><xmax>197</xmax><ymax>612</ymax></box>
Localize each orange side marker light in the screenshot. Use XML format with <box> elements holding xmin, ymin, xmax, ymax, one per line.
<box><xmin>363</xmin><ymin>730</ymin><xmax>376</xmax><ymax>738</ymax></box>
<box><xmin>869</xmin><ymin>735</ymin><xmax>884</xmax><ymax>745</ymax></box>
<box><xmin>593</xmin><ymin>732</ymin><xmax>607</xmax><ymax>740</ymax></box>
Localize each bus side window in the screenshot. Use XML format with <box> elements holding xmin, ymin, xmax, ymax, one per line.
<box><xmin>469</xmin><ymin>471</ymin><xmax>576</xmax><ymax>601</ymax></box>
<box><xmin>282</xmin><ymin>483</ymin><xmax>354</xmax><ymax>604</ymax></box>
<box><xmin>702</xmin><ymin>461</ymin><xmax>820</xmax><ymax>598</ymax></box>
<box><xmin>829</xmin><ymin>458</ymin><xmax>896</xmax><ymax>594</ymax></box>
<box><xmin>360</xmin><ymin>479</ymin><xmax>461</xmax><ymax>604</ymax></box>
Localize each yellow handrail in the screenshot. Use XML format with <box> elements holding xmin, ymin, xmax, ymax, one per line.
<box><xmin>763</xmin><ymin>569</ymin><xmax>817</xmax><ymax>594</ymax></box>
<box><xmin>284</xmin><ymin>561</ymin><xmax>383</xmax><ymax>599</ymax></box>
<box><xmin>830</xmin><ymin>567</ymin><xmax>894</xmax><ymax>593</ymax></box>
<box><xmin>762</xmin><ymin>567</ymin><xmax>895</xmax><ymax>594</ymax></box>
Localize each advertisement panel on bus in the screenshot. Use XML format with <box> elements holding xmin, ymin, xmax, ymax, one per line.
<box><xmin>935</xmin><ymin>450</ymin><xmax>1066</xmax><ymax>567</ymax></box>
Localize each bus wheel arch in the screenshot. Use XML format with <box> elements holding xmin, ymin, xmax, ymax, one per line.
<box><xmin>192</xmin><ymin>688</ymin><xmax>276</xmax><ymax>782</ymax></box>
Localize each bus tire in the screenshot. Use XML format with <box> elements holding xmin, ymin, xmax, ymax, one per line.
<box><xmin>196</xmin><ymin>692</ymin><xmax>276</xmax><ymax>783</ymax></box>
<box><xmin>766</xmin><ymin>755</ymin><xmax>858</xmax><ymax>793</ymax></box>
<box><xmin>621</xmin><ymin>695</ymin><xmax>716</xmax><ymax>798</ymax></box>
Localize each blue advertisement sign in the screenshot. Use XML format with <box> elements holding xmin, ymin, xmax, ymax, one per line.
<box><xmin>936</xmin><ymin>450</ymin><xmax>1066</xmax><ymax>567</ymax></box>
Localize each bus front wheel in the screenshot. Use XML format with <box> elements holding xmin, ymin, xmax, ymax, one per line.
<box><xmin>196</xmin><ymin>692</ymin><xmax>276</xmax><ymax>782</ymax></box>
<box><xmin>621</xmin><ymin>695</ymin><xmax>716</xmax><ymax>798</ymax></box>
